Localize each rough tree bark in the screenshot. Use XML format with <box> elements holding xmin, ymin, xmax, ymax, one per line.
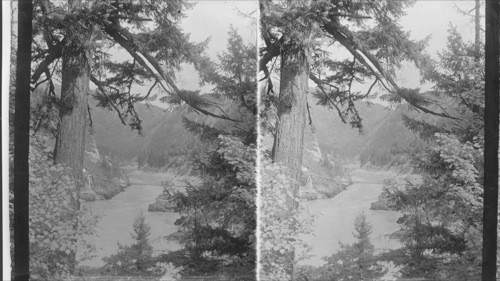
<box><xmin>271</xmin><ymin>45</ymin><xmax>310</xmax><ymax>278</ymax></box>
<box><xmin>272</xmin><ymin>46</ymin><xmax>309</xmax><ymax>208</ymax></box>
<box><xmin>52</xmin><ymin>1</ymin><xmax>92</xmax><ymax>274</ymax></box>
<box><xmin>54</xmin><ymin>46</ymin><xmax>90</xmax><ymax>189</ymax></box>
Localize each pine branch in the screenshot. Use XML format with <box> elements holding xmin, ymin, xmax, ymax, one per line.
<box><xmin>309</xmin><ymin>73</ymin><xmax>347</xmax><ymax>124</ymax></box>
<box><xmin>322</xmin><ymin>20</ymin><xmax>458</xmax><ymax>120</ymax></box>
<box><xmin>362</xmin><ymin>78</ymin><xmax>378</xmax><ymax>99</ymax></box>
<box><xmin>101</xmin><ymin>20</ymin><xmax>240</xmax><ymax>122</ymax></box>
<box><xmin>31</xmin><ymin>44</ymin><xmax>62</xmax><ymax>84</ymax></box>
<box><xmin>328</xmin><ymin>12</ymin><xmax>372</xmax><ymax>19</ymax></box>
<box><xmin>140</xmin><ymin>80</ymin><xmax>158</xmax><ymax>101</ymax></box>
<box><xmin>181</xmin><ymin>117</ymin><xmax>222</xmax><ymax>142</ymax></box>
<box><xmin>89</xmin><ymin>75</ymin><xmax>127</xmax><ymax>126</ymax></box>
<box><xmin>402</xmin><ymin>114</ymin><xmax>448</xmax><ymax>139</ymax></box>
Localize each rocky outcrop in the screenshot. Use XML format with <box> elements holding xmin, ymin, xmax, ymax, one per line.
<box><xmin>299</xmin><ymin>124</ymin><xmax>352</xmax><ymax>200</ymax></box>
<box><xmin>370</xmin><ymin>184</ymin><xmax>391</xmax><ymax>210</ymax></box>
<box><xmin>148</xmin><ymin>180</ymin><xmax>179</xmax><ymax>212</ymax></box>
<box><xmin>260</xmin><ymin>115</ymin><xmax>352</xmax><ymax>201</ymax></box>
<box><xmin>82</xmin><ymin>131</ymin><xmax>130</xmax><ymax>201</ymax></box>
<box><xmin>147</xmin><ymin>191</ymin><xmax>176</xmax><ymax>212</ymax></box>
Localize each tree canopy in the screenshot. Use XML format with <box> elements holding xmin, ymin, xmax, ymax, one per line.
<box><xmin>31</xmin><ymin>0</ymin><xmax>233</xmax><ymax>132</ymax></box>
<box><xmin>379</xmin><ymin>25</ymin><xmax>486</xmax><ymax>280</ymax></box>
<box><xmin>258</xmin><ymin>1</ymin><xmax>450</xmax><ymax>277</ymax></box>
<box><xmin>159</xmin><ymin>30</ymin><xmax>257</xmax><ymax>279</ymax></box>
<box><xmin>260</xmin><ymin>0</ymin><xmax>453</xmax><ymax>131</ymax></box>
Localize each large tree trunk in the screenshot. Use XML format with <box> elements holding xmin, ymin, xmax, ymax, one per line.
<box><xmin>54</xmin><ymin>48</ymin><xmax>90</xmax><ymax>188</ymax></box>
<box><xmin>481</xmin><ymin>1</ymin><xmax>499</xmax><ymax>280</ymax></box>
<box><xmin>271</xmin><ymin>45</ymin><xmax>310</xmax><ymax>278</ymax></box>
<box><xmin>53</xmin><ymin>19</ymin><xmax>92</xmax><ymax>273</ymax></box>
<box><xmin>272</xmin><ymin>47</ymin><xmax>309</xmax><ymax>207</ymax></box>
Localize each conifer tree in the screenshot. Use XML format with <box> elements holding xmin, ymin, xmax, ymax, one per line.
<box><xmin>102</xmin><ymin>211</ymin><xmax>156</xmax><ymax>276</ymax></box>
<box><xmin>30</xmin><ymin>1</ymin><xmax>231</xmax><ymax>272</ymax></box>
<box><xmin>296</xmin><ymin>212</ymin><xmax>386</xmax><ymax>281</ymax></box>
<box><xmin>319</xmin><ymin>212</ymin><xmax>386</xmax><ymax>281</ymax></box>
<box><xmin>380</xmin><ymin>26</ymin><xmax>487</xmax><ymax>280</ymax></box>
<box><xmin>30</xmin><ymin>0</ymin><xmax>232</xmax><ymax>189</ymax></box>
<box><xmin>259</xmin><ymin>0</ymin><xmax>451</xmax><ymax>276</ymax></box>
<box><xmin>160</xmin><ymin>30</ymin><xmax>256</xmax><ymax>279</ymax></box>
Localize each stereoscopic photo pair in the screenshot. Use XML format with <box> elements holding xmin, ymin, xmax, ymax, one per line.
<box><xmin>5</xmin><ymin>1</ymin><xmax>500</xmax><ymax>281</ymax></box>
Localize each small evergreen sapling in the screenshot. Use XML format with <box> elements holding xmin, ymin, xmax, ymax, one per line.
<box><xmin>317</xmin><ymin>211</ymin><xmax>386</xmax><ymax>281</ymax></box>
<box><xmin>102</xmin><ymin>211</ymin><xmax>156</xmax><ymax>276</ymax></box>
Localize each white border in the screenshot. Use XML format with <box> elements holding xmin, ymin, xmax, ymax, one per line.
<box><xmin>2</xmin><ymin>1</ymin><xmax>12</xmax><ymax>280</ymax></box>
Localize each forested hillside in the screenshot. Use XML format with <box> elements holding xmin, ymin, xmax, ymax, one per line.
<box><xmin>135</xmin><ymin>105</ymin><xmax>207</xmax><ymax>170</ymax></box>
<box><xmin>358</xmin><ymin>102</ymin><xmax>450</xmax><ymax>169</ymax></box>
<box><xmin>136</xmin><ymin>96</ymin><xmax>253</xmax><ymax>169</ymax></box>
<box><xmin>358</xmin><ymin>105</ymin><xmax>426</xmax><ymax>169</ymax></box>
<box><xmin>310</xmin><ymin>96</ymin><xmax>427</xmax><ymax>170</ymax></box>
<box><xmin>33</xmin><ymin>83</ymin><xmax>170</xmax><ymax>162</ymax></box>
<box><xmin>309</xmin><ymin>97</ymin><xmax>388</xmax><ymax>158</ymax></box>
<box><xmin>90</xmin><ymin>100</ymin><xmax>166</xmax><ymax>161</ymax></box>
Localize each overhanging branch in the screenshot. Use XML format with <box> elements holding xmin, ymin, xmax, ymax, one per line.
<box><xmin>322</xmin><ymin>20</ymin><xmax>457</xmax><ymax>119</ymax></box>
<box><xmin>90</xmin><ymin>75</ymin><xmax>127</xmax><ymax>126</ymax></box>
<box><xmin>101</xmin><ymin>20</ymin><xmax>239</xmax><ymax>122</ymax></box>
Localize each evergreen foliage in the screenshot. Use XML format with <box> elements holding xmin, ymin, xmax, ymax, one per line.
<box><xmin>135</xmin><ymin>106</ymin><xmax>207</xmax><ymax>170</ymax></box>
<box><xmin>159</xmin><ymin>30</ymin><xmax>256</xmax><ymax>279</ymax></box>
<box><xmin>102</xmin><ymin>211</ymin><xmax>158</xmax><ymax>277</ymax></box>
<box><xmin>320</xmin><ymin>212</ymin><xmax>386</xmax><ymax>281</ymax></box>
<box><xmin>358</xmin><ymin>106</ymin><xmax>427</xmax><ymax>169</ymax></box>
<box><xmin>379</xmin><ymin>27</ymin><xmax>485</xmax><ymax>280</ymax></box>
<box><xmin>259</xmin><ymin>0</ymin><xmax>446</xmax><ymax>274</ymax></box>
<box><xmin>31</xmin><ymin>0</ymin><xmax>227</xmax><ymax>133</ymax></box>
<box><xmin>260</xmin><ymin>0</ymin><xmax>449</xmax><ymax>134</ymax></box>
<box><xmin>295</xmin><ymin>212</ymin><xmax>386</xmax><ymax>281</ymax></box>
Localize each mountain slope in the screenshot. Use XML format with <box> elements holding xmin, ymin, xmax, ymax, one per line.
<box><xmin>309</xmin><ymin>95</ymin><xmax>448</xmax><ymax>170</ymax></box>
<box><xmin>309</xmin><ymin>96</ymin><xmax>389</xmax><ymax>158</ymax></box>
<box><xmin>90</xmin><ymin>100</ymin><xmax>167</xmax><ymax>160</ymax></box>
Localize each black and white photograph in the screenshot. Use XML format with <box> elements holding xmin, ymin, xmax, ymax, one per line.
<box><xmin>3</xmin><ymin>0</ymin><xmax>500</xmax><ymax>281</ymax></box>
<box><xmin>258</xmin><ymin>1</ymin><xmax>498</xmax><ymax>281</ymax></box>
<box><xmin>5</xmin><ymin>0</ymin><xmax>257</xmax><ymax>280</ymax></box>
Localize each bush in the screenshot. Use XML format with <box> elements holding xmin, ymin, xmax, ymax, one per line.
<box><xmin>29</xmin><ymin>134</ymin><xmax>97</xmax><ymax>280</ymax></box>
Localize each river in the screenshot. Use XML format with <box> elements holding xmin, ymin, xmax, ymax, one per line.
<box><xmin>78</xmin><ymin>167</ymin><xmax>181</xmax><ymax>268</ymax></box>
<box><xmin>298</xmin><ymin>166</ymin><xmax>402</xmax><ymax>266</ymax></box>
<box><xmin>77</xmin><ymin>165</ymin><xmax>401</xmax><ymax>270</ymax></box>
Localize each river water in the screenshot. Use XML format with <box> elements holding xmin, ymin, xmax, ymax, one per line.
<box><xmin>77</xmin><ymin>165</ymin><xmax>401</xmax><ymax>271</ymax></box>
<box><xmin>298</xmin><ymin>166</ymin><xmax>402</xmax><ymax>266</ymax></box>
<box><xmin>78</xmin><ymin>168</ymin><xmax>181</xmax><ymax>268</ymax></box>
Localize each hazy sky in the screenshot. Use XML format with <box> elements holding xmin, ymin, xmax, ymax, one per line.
<box><xmin>100</xmin><ymin>1</ymin><xmax>258</xmax><ymax>106</ymax></box>
<box><xmin>402</xmin><ymin>1</ymin><xmax>477</xmax><ymax>51</ymax></box>
<box><xmin>175</xmin><ymin>1</ymin><xmax>257</xmax><ymax>90</ymax></box>
<box><xmin>314</xmin><ymin>1</ymin><xmax>481</xmax><ymax>104</ymax></box>
<box><xmin>395</xmin><ymin>1</ymin><xmax>478</xmax><ymax>88</ymax></box>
